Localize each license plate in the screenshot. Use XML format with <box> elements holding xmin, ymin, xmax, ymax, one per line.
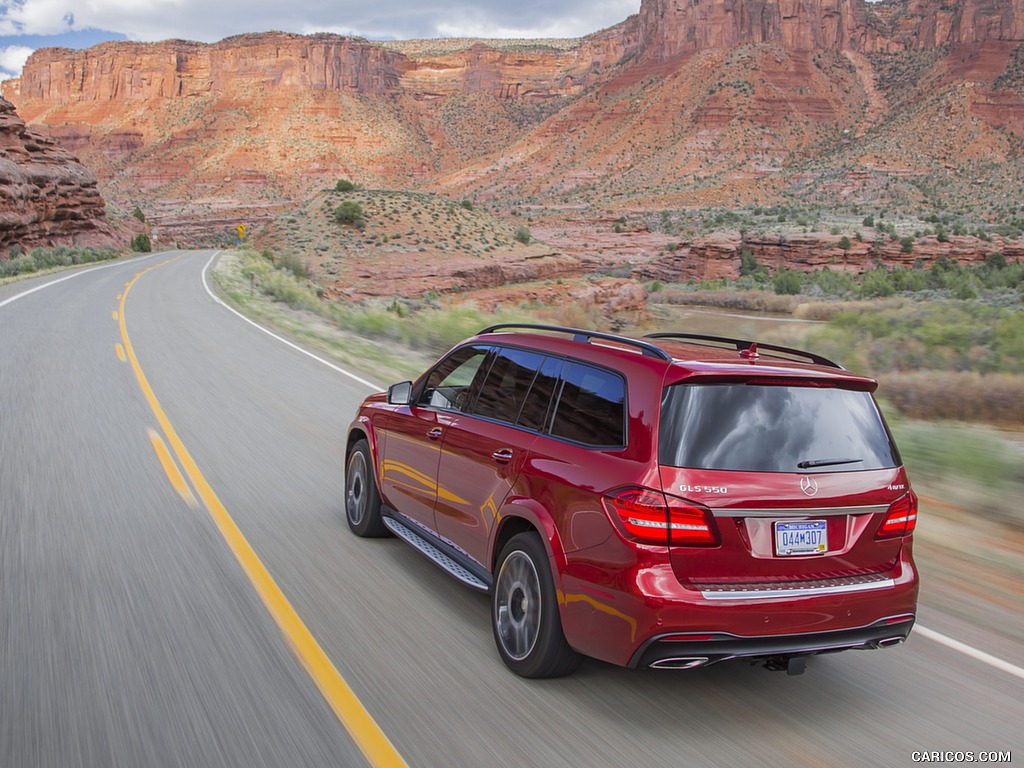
<box><xmin>774</xmin><ymin>520</ymin><xmax>828</xmax><ymax>556</ymax></box>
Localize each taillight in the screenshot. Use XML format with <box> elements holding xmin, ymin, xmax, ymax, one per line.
<box><xmin>602</xmin><ymin>487</ymin><xmax>719</xmax><ymax>546</ymax></box>
<box><xmin>876</xmin><ymin>491</ymin><xmax>918</xmax><ymax>539</ymax></box>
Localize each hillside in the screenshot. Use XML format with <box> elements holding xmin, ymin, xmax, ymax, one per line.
<box><xmin>257</xmin><ymin>188</ymin><xmax>580</xmax><ymax>299</ymax></box>
<box><xmin>3</xmin><ymin>0</ymin><xmax>1024</xmax><ymax>265</ymax></box>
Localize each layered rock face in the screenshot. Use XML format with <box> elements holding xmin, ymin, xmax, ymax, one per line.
<box><xmin>0</xmin><ymin>97</ymin><xmax>115</xmax><ymax>255</ymax></box>
<box><xmin>634</xmin><ymin>0</ymin><xmax>867</xmax><ymax>58</ymax></box>
<box><xmin>632</xmin><ymin>0</ymin><xmax>1024</xmax><ymax>58</ymax></box>
<box><xmin>3</xmin><ymin>0</ymin><xmax>1024</xmax><ymax>250</ymax></box>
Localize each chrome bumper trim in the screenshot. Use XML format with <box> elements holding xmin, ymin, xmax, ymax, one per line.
<box><xmin>700</xmin><ymin>578</ymin><xmax>895</xmax><ymax>601</ymax></box>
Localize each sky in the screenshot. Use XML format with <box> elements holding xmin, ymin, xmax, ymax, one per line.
<box><xmin>0</xmin><ymin>0</ymin><xmax>642</xmax><ymax>81</ymax></box>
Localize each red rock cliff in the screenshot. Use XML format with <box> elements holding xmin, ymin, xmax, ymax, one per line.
<box><xmin>0</xmin><ymin>96</ymin><xmax>116</xmax><ymax>256</ymax></box>
<box><xmin>631</xmin><ymin>0</ymin><xmax>1024</xmax><ymax>59</ymax></box>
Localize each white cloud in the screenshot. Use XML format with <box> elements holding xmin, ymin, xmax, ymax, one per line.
<box><xmin>0</xmin><ymin>0</ymin><xmax>641</xmax><ymax>45</ymax></box>
<box><xmin>0</xmin><ymin>45</ymin><xmax>34</xmax><ymax>79</ymax></box>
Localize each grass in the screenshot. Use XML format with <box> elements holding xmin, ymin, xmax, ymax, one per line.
<box><xmin>889</xmin><ymin>420</ymin><xmax>1024</xmax><ymax>531</ymax></box>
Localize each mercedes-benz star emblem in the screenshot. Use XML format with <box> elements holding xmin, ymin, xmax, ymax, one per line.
<box><xmin>800</xmin><ymin>476</ymin><xmax>819</xmax><ymax>497</ymax></box>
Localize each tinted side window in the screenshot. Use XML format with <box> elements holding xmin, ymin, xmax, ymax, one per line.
<box><xmin>418</xmin><ymin>345</ymin><xmax>490</xmax><ymax>411</ymax></box>
<box><xmin>473</xmin><ymin>347</ymin><xmax>545</xmax><ymax>424</ymax></box>
<box><xmin>550</xmin><ymin>363</ymin><xmax>626</xmax><ymax>447</ymax></box>
<box><xmin>517</xmin><ymin>356</ymin><xmax>564</xmax><ymax>432</ymax></box>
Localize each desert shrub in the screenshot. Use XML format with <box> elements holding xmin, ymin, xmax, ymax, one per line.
<box><xmin>276</xmin><ymin>251</ymin><xmax>309</xmax><ymax>279</ymax></box>
<box><xmin>858</xmin><ymin>267</ymin><xmax>895</xmax><ymax>298</ymax></box>
<box><xmin>880</xmin><ymin>372</ymin><xmax>1024</xmax><ymax>426</ymax></box>
<box><xmin>808</xmin><ymin>300</ymin><xmax>1024</xmax><ymax>375</ymax></box>
<box><xmin>334</xmin><ymin>201</ymin><xmax>365</xmax><ymax>228</ymax></box>
<box><xmin>335</xmin><ymin>179</ymin><xmax>357</xmax><ymax>192</ymax></box>
<box><xmin>837</xmin><ymin>235</ymin><xmax>852</xmax><ymax>250</ymax></box>
<box><xmin>260</xmin><ymin>271</ymin><xmax>319</xmax><ymax>311</ymax></box>
<box><xmin>772</xmin><ymin>268</ymin><xmax>803</xmax><ymax>295</ymax></box>
<box><xmin>132</xmin><ymin>205</ymin><xmax>146</xmax><ymax>223</ymax></box>
<box><xmin>131</xmin><ymin>233</ymin><xmax>152</xmax><ymax>252</ymax></box>
<box><xmin>514</xmin><ymin>225</ymin><xmax>531</xmax><ymax>244</ymax></box>
<box><xmin>809</xmin><ymin>267</ymin><xmax>856</xmax><ymax>296</ymax></box>
<box><xmin>0</xmin><ymin>255</ymin><xmax>37</xmax><ymax>276</ymax></box>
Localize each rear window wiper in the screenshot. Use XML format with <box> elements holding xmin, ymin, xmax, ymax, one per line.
<box><xmin>797</xmin><ymin>457</ymin><xmax>864</xmax><ymax>469</ymax></box>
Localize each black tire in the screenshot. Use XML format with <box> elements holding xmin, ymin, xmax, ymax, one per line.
<box><xmin>491</xmin><ymin>532</ymin><xmax>582</xmax><ymax>678</ymax></box>
<box><xmin>345</xmin><ymin>440</ymin><xmax>388</xmax><ymax>537</ymax></box>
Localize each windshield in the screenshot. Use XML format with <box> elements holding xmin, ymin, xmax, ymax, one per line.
<box><xmin>659</xmin><ymin>382</ymin><xmax>900</xmax><ymax>473</ymax></box>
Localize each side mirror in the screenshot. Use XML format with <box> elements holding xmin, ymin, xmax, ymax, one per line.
<box><xmin>387</xmin><ymin>381</ymin><xmax>413</xmax><ymax>405</ymax></box>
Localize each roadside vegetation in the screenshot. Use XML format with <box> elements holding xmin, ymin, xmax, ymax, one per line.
<box><xmin>0</xmin><ymin>245</ymin><xmax>121</xmax><ymax>278</ymax></box>
<box><xmin>649</xmin><ymin>253</ymin><xmax>1024</xmax><ymax>425</ymax></box>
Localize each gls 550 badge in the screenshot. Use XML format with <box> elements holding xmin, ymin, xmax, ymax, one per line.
<box><xmin>679</xmin><ymin>485</ymin><xmax>729</xmax><ymax>495</ymax></box>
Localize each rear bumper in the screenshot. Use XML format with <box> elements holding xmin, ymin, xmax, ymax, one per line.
<box><xmin>556</xmin><ymin>545</ymin><xmax>919</xmax><ymax>668</ymax></box>
<box><xmin>628</xmin><ymin>615</ymin><xmax>915</xmax><ymax>669</ymax></box>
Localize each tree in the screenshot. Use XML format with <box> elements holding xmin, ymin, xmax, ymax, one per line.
<box><xmin>838</xmin><ymin>235</ymin><xmax>852</xmax><ymax>251</ymax></box>
<box><xmin>334</xmin><ymin>201</ymin><xmax>365</xmax><ymax>228</ymax></box>
<box><xmin>335</xmin><ymin>179</ymin><xmax>357</xmax><ymax>192</ymax></box>
<box><xmin>131</xmin><ymin>233</ymin><xmax>152</xmax><ymax>252</ymax></box>
<box><xmin>772</xmin><ymin>268</ymin><xmax>802</xmax><ymax>295</ymax></box>
<box><xmin>132</xmin><ymin>205</ymin><xmax>146</xmax><ymax>223</ymax></box>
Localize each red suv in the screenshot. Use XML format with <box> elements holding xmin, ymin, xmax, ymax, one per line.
<box><xmin>344</xmin><ymin>324</ymin><xmax>918</xmax><ymax>677</ymax></box>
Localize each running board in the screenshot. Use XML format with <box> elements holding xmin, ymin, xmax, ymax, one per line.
<box><xmin>383</xmin><ymin>517</ymin><xmax>490</xmax><ymax>592</ymax></box>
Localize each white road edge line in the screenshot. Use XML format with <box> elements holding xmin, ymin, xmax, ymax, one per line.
<box><xmin>201</xmin><ymin>251</ymin><xmax>381</xmax><ymax>392</ymax></box>
<box><xmin>914</xmin><ymin>626</ymin><xmax>1024</xmax><ymax>682</ymax></box>
<box><xmin>200</xmin><ymin>251</ymin><xmax>1024</xmax><ymax>685</ymax></box>
<box><xmin>0</xmin><ymin>253</ymin><xmax>163</xmax><ymax>310</ymax></box>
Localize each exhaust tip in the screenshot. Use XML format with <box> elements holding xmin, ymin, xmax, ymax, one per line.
<box><xmin>876</xmin><ymin>636</ymin><xmax>905</xmax><ymax>649</ymax></box>
<box><xmin>649</xmin><ymin>657</ymin><xmax>709</xmax><ymax>670</ymax></box>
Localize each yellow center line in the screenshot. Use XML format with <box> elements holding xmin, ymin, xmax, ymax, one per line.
<box><xmin>119</xmin><ymin>255</ymin><xmax>407</xmax><ymax>768</ymax></box>
<box><xmin>116</xmin><ymin>343</ymin><xmax>126</xmax><ymax>362</ymax></box>
<box><xmin>147</xmin><ymin>428</ymin><xmax>198</xmax><ymax>508</ymax></box>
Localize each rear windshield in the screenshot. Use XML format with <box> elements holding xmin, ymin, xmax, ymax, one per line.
<box><xmin>659</xmin><ymin>383</ymin><xmax>900</xmax><ymax>472</ymax></box>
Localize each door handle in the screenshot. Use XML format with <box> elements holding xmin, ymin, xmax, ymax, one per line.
<box><xmin>491</xmin><ymin>449</ymin><xmax>513</xmax><ymax>463</ymax></box>
<box><xmin>427</xmin><ymin>427</ymin><xmax>444</xmax><ymax>440</ymax></box>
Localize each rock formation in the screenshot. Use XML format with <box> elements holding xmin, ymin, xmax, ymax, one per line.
<box><xmin>2</xmin><ymin>0</ymin><xmax>1023</xmax><ymax>256</ymax></box>
<box><xmin>0</xmin><ymin>97</ymin><xmax>116</xmax><ymax>256</ymax></box>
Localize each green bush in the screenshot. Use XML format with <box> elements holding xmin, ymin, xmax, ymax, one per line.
<box><xmin>131</xmin><ymin>234</ymin><xmax>152</xmax><ymax>252</ymax></box>
<box><xmin>858</xmin><ymin>267</ymin><xmax>895</xmax><ymax>298</ymax></box>
<box><xmin>772</xmin><ymin>268</ymin><xmax>802</xmax><ymax>295</ymax></box>
<box><xmin>276</xmin><ymin>251</ymin><xmax>309</xmax><ymax>279</ymax></box>
<box><xmin>739</xmin><ymin>249</ymin><xmax>768</xmax><ymax>281</ymax></box>
<box><xmin>514</xmin><ymin>225</ymin><xmax>531</xmax><ymax>245</ymax></box>
<box><xmin>335</xmin><ymin>179</ymin><xmax>357</xmax><ymax>192</ymax></box>
<box><xmin>334</xmin><ymin>201</ymin><xmax>365</xmax><ymax>228</ymax></box>
<box><xmin>132</xmin><ymin>206</ymin><xmax>146</xmax><ymax>223</ymax></box>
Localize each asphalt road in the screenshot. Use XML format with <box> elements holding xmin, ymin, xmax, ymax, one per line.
<box><xmin>1</xmin><ymin>251</ymin><xmax>1020</xmax><ymax>768</ymax></box>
